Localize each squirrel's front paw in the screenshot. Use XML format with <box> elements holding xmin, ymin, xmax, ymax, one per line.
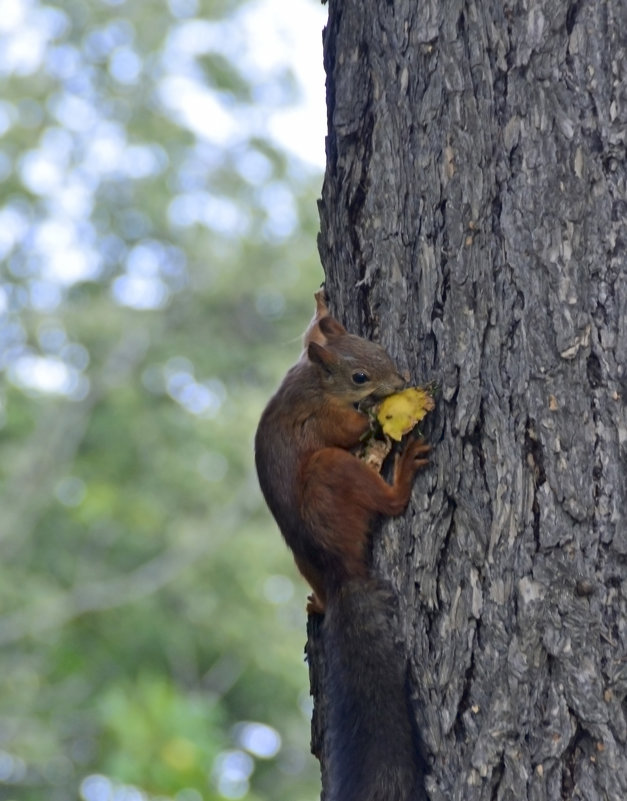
<box><xmin>408</xmin><ymin>437</ymin><xmax>430</xmax><ymax>461</ymax></box>
<box><xmin>401</xmin><ymin>437</ymin><xmax>431</xmax><ymax>472</ymax></box>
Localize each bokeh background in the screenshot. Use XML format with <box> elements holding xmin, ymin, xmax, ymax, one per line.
<box><xmin>0</xmin><ymin>1</ymin><xmax>327</xmax><ymax>799</ymax></box>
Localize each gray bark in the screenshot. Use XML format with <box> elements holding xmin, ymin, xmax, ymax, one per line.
<box><xmin>313</xmin><ymin>1</ymin><xmax>627</xmax><ymax>799</ymax></box>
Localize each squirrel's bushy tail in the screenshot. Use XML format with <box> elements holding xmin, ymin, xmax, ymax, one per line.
<box><xmin>323</xmin><ymin>578</ymin><xmax>426</xmax><ymax>801</ymax></box>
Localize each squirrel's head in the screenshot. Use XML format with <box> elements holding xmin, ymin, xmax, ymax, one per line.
<box><xmin>308</xmin><ymin>318</ymin><xmax>405</xmax><ymax>405</ymax></box>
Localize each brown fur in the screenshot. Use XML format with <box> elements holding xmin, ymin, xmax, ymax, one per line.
<box><xmin>255</xmin><ymin>294</ymin><xmax>429</xmax><ymax>800</ymax></box>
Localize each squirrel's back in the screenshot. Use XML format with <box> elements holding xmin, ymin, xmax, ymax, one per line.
<box><xmin>255</xmin><ymin>360</ymin><xmax>312</xmax><ymax>544</ymax></box>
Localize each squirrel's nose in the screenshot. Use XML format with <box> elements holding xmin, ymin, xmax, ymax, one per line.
<box><xmin>395</xmin><ymin>372</ymin><xmax>409</xmax><ymax>390</ymax></box>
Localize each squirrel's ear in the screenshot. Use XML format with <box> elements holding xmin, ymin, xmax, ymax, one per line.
<box><xmin>308</xmin><ymin>341</ymin><xmax>339</xmax><ymax>372</ymax></box>
<box><xmin>318</xmin><ymin>316</ymin><xmax>347</xmax><ymax>338</ymax></box>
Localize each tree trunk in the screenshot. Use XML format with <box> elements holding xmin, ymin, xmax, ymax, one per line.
<box><xmin>312</xmin><ymin>1</ymin><xmax>626</xmax><ymax>800</ymax></box>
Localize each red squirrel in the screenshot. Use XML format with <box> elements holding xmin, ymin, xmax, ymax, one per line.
<box><xmin>255</xmin><ymin>291</ymin><xmax>430</xmax><ymax>801</ymax></box>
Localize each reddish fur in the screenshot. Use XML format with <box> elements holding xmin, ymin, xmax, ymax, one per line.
<box><xmin>299</xmin><ymin>439</ymin><xmax>429</xmax><ymax>609</ymax></box>
<box><xmin>255</xmin><ymin>292</ymin><xmax>430</xmax><ymax>610</ymax></box>
<box><xmin>254</xmin><ymin>294</ymin><xmax>430</xmax><ymax>801</ymax></box>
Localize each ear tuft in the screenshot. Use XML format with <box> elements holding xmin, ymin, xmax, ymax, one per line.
<box><xmin>308</xmin><ymin>341</ymin><xmax>338</xmax><ymax>372</ymax></box>
<box><xmin>318</xmin><ymin>316</ymin><xmax>347</xmax><ymax>338</ymax></box>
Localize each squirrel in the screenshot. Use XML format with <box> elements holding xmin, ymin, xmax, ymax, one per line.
<box><xmin>255</xmin><ymin>291</ymin><xmax>430</xmax><ymax>801</ymax></box>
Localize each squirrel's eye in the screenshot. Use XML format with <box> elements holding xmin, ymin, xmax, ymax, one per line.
<box><xmin>352</xmin><ymin>372</ymin><xmax>369</xmax><ymax>385</ymax></box>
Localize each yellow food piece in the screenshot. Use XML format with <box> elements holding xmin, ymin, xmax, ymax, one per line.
<box><xmin>376</xmin><ymin>387</ymin><xmax>435</xmax><ymax>441</ymax></box>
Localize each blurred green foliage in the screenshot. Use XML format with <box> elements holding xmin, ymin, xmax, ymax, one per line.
<box><xmin>0</xmin><ymin>0</ymin><xmax>326</xmax><ymax>799</ymax></box>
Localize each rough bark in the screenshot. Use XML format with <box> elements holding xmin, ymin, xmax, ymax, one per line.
<box><xmin>313</xmin><ymin>1</ymin><xmax>626</xmax><ymax>800</ymax></box>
